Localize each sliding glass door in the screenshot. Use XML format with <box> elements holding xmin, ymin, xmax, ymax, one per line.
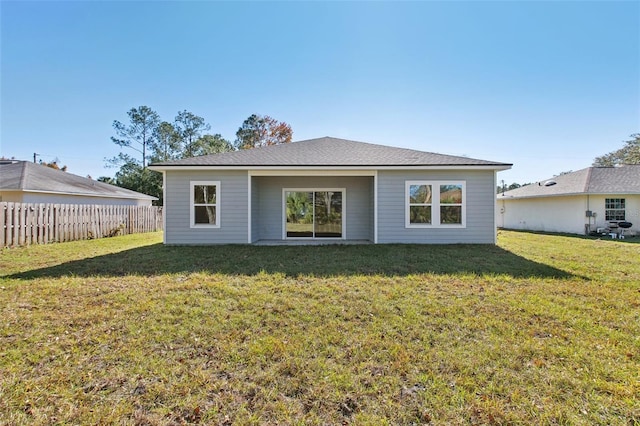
<box><xmin>314</xmin><ymin>191</ymin><xmax>342</xmax><ymax>237</ymax></box>
<box><xmin>285</xmin><ymin>191</ymin><xmax>314</xmax><ymax>238</ymax></box>
<box><xmin>285</xmin><ymin>190</ymin><xmax>343</xmax><ymax>239</ymax></box>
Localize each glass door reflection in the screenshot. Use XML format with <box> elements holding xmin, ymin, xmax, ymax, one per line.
<box><xmin>285</xmin><ymin>190</ymin><xmax>342</xmax><ymax>238</ymax></box>
<box><xmin>314</xmin><ymin>191</ymin><xmax>342</xmax><ymax>238</ymax></box>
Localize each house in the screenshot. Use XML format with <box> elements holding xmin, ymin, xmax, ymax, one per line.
<box><xmin>0</xmin><ymin>160</ymin><xmax>157</xmax><ymax>206</ymax></box>
<box><xmin>497</xmin><ymin>165</ymin><xmax>640</xmax><ymax>236</ymax></box>
<box><xmin>149</xmin><ymin>137</ymin><xmax>512</xmax><ymax>244</ymax></box>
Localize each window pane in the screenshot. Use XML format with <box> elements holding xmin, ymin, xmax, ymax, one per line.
<box><xmin>440</xmin><ymin>184</ymin><xmax>462</xmax><ymax>204</ymax></box>
<box><xmin>441</xmin><ymin>206</ymin><xmax>462</xmax><ymax>224</ymax></box>
<box><xmin>410</xmin><ymin>206</ymin><xmax>431</xmax><ymax>224</ymax></box>
<box><xmin>606</xmin><ymin>198</ymin><xmax>625</xmax><ymax>209</ymax></box>
<box><xmin>606</xmin><ymin>210</ymin><xmax>625</xmax><ymax>221</ymax></box>
<box><xmin>194</xmin><ymin>206</ymin><xmax>216</xmax><ymax>224</ymax></box>
<box><xmin>286</xmin><ymin>191</ymin><xmax>313</xmax><ymax>237</ymax></box>
<box><xmin>410</xmin><ymin>185</ymin><xmax>432</xmax><ymax>204</ymax></box>
<box><xmin>314</xmin><ymin>191</ymin><xmax>342</xmax><ymax>238</ymax></box>
<box><xmin>605</xmin><ymin>198</ymin><xmax>626</xmax><ymax>221</ymax></box>
<box><xmin>194</xmin><ymin>185</ymin><xmax>216</xmax><ymax>204</ymax></box>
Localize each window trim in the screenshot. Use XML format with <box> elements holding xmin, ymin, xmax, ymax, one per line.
<box><xmin>405</xmin><ymin>180</ymin><xmax>466</xmax><ymax>228</ymax></box>
<box><xmin>190</xmin><ymin>181</ymin><xmax>220</xmax><ymax>228</ymax></box>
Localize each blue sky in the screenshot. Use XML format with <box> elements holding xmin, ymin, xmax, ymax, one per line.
<box><xmin>1</xmin><ymin>1</ymin><xmax>638</xmax><ymax>184</ymax></box>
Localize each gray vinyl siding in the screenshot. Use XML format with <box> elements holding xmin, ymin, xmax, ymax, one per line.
<box><xmin>164</xmin><ymin>170</ymin><xmax>248</xmax><ymax>244</ymax></box>
<box><xmin>377</xmin><ymin>170</ymin><xmax>496</xmax><ymax>244</ymax></box>
<box><xmin>369</xmin><ymin>177</ymin><xmax>376</xmax><ymax>241</ymax></box>
<box><xmin>163</xmin><ymin>168</ymin><xmax>498</xmax><ymax>245</ymax></box>
<box><xmin>252</xmin><ymin>176</ymin><xmax>373</xmax><ymax>241</ymax></box>
<box><xmin>251</xmin><ymin>177</ymin><xmax>259</xmax><ymax>243</ymax></box>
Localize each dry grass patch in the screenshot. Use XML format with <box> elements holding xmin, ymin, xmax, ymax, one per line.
<box><xmin>1</xmin><ymin>231</ymin><xmax>639</xmax><ymax>424</ymax></box>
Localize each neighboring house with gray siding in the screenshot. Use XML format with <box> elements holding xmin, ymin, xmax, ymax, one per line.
<box><xmin>150</xmin><ymin>137</ymin><xmax>511</xmax><ymax>244</ymax></box>
<box><xmin>0</xmin><ymin>160</ymin><xmax>156</xmax><ymax>206</ymax></box>
<box><xmin>497</xmin><ymin>165</ymin><xmax>640</xmax><ymax>236</ymax></box>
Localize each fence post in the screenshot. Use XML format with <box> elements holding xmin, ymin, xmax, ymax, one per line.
<box><xmin>59</xmin><ymin>204</ymin><xmax>64</xmax><ymax>243</ymax></box>
<box><xmin>16</xmin><ymin>203</ymin><xmax>22</xmax><ymax>246</ymax></box>
<box><xmin>82</xmin><ymin>204</ymin><xmax>87</xmax><ymax>240</ymax></box>
<box><xmin>25</xmin><ymin>204</ymin><xmax>32</xmax><ymax>246</ymax></box>
<box><xmin>0</xmin><ymin>203</ymin><xmax>6</xmax><ymax>248</ymax></box>
<box><xmin>44</xmin><ymin>204</ymin><xmax>50</xmax><ymax>244</ymax></box>
<box><xmin>52</xmin><ymin>204</ymin><xmax>57</xmax><ymax>243</ymax></box>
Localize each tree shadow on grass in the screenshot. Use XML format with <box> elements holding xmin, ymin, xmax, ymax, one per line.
<box><xmin>5</xmin><ymin>243</ymin><xmax>578</xmax><ymax>279</ymax></box>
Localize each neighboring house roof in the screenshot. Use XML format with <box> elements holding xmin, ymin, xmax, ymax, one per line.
<box><xmin>498</xmin><ymin>165</ymin><xmax>640</xmax><ymax>199</ymax></box>
<box><xmin>0</xmin><ymin>161</ymin><xmax>157</xmax><ymax>200</ymax></box>
<box><xmin>150</xmin><ymin>137</ymin><xmax>512</xmax><ymax>169</ymax></box>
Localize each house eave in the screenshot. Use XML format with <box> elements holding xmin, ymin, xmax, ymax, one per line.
<box><xmin>498</xmin><ymin>191</ymin><xmax>640</xmax><ymax>200</ymax></box>
<box><xmin>498</xmin><ymin>193</ymin><xmax>585</xmax><ymax>200</ymax></box>
<box><xmin>1</xmin><ymin>188</ymin><xmax>157</xmax><ymax>201</ymax></box>
<box><xmin>149</xmin><ymin>164</ymin><xmax>512</xmax><ymax>172</ymax></box>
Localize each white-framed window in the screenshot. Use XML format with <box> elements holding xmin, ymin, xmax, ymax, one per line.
<box><xmin>605</xmin><ymin>198</ymin><xmax>625</xmax><ymax>221</ymax></box>
<box><xmin>406</xmin><ymin>181</ymin><xmax>466</xmax><ymax>228</ymax></box>
<box><xmin>190</xmin><ymin>181</ymin><xmax>220</xmax><ymax>228</ymax></box>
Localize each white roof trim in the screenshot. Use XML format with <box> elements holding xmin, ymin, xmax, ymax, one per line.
<box><xmin>150</xmin><ymin>165</ymin><xmax>511</xmax><ymax>172</ymax></box>
<box><xmin>498</xmin><ymin>191</ymin><xmax>640</xmax><ymax>200</ymax></box>
<box><xmin>5</xmin><ymin>188</ymin><xmax>157</xmax><ymax>200</ymax></box>
<box><xmin>250</xmin><ymin>169</ymin><xmax>377</xmax><ymax>176</ymax></box>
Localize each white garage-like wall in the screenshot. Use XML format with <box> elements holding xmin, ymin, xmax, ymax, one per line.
<box><xmin>498</xmin><ymin>194</ymin><xmax>640</xmax><ymax>235</ymax></box>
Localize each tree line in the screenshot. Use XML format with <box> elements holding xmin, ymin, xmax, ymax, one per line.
<box><xmin>103</xmin><ymin>106</ymin><xmax>293</xmax><ymax>204</ymax></box>
<box><xmin>101</xmin><ymin>109</ymin><xmax>635</xmax><ymax>204</ymax></box>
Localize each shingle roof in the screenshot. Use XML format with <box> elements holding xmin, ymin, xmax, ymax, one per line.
<box><xmin>150</xmin><ymin>137</ymin><xmax>511</xmax><ymax>168</ymax></box>
<box><xmin>0</xmin><ymin>161</ymin><xmax>157</xmax><ymax>200</ymax></box>
<box><xmin>498</xmin><ymin>165</ymin><xmax>640</xmax><ymax>199</ymax></box>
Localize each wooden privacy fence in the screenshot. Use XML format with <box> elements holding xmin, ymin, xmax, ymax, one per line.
<box><xmin>1</xmin><ymin>203</ymin><xmax>163</xmax><ymax>248</ymax></box>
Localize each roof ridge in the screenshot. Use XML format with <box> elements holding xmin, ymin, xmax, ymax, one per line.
<box><xmin>150</xmin><ymin>136</ymin><xmax>512</xmax><ymax>168</ymax></box>
<box><xmin>0</xmin><ymin>160</ymin><xmax>156</xmax><ymax>199</ymax></box>
<box><xmin>151</xmin><ymin>136</ymin><xmax>511</xmax><ymax>170</ymax></box>
<box><xmin>583</xmin><ymin>166</ymin><xmax>594</xmax><ymax>193</ymax></box>
<box><xmin>19</xmin><ymin>161</ymin><xmax>30</xmax><ymax>189</ymax></box>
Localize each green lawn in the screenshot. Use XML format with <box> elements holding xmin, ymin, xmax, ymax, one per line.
<box><xmin>0</xmin><ymin>231</ymin><xmax>638</xmax><ymax>425</ymax></box>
